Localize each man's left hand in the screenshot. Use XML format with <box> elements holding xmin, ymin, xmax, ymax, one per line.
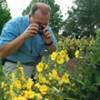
<box><xmin>43</xmin><ymin>26</ymin><xmax>53</xmax><ymax>45</ymax></box>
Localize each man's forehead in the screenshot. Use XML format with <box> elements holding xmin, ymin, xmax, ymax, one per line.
<box><xmin>33</xmin><ymin>9</ymin><xmax>50</xmax><ymax>23</ymax></box>
<box><xmin>35</xmin><ymin>9</ymin><xmax>50</xmax><ymax>16</ymax></box>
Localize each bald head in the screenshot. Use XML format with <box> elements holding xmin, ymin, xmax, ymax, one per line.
<box><xmin>30</xmin><ymin>2</ymin><xmax>51</xmax><ymax>16</ymax></box>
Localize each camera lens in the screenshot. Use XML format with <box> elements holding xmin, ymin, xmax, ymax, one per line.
<box><xmin>38</xmin><ymin>25</ymin><xmax>45</xmax><ymax>35</ymax></box>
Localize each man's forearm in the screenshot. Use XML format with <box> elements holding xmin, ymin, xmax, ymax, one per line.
<box><xmin>0</xmin><ymin>34</ymin><xmax>26</xmax><ymax>58</ymax></box>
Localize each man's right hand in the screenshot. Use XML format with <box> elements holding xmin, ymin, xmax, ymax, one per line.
<box><xmin>21</xmin><ymin>23</ymin><xmax>39</xmax><ymax>39</ymax></box>
<box><xmin>0</xmin><ymin>23</ymin><xmax>39</xmax><ymax>58</ymax></box>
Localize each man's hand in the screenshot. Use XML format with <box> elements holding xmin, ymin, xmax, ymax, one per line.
<box><xmin>21</xmin><ymin>23</ymin><xmax>39</xmax><ymax>39</ymax></box>
<box><xmin>43</xmin><ymin>26</ymin><xmax>53</xmax><ymax>45</ymax></box>
<box><xmin>42</xmin><ymin>26</ymin><xmax>56</xmax><ymax>53</ymax></box>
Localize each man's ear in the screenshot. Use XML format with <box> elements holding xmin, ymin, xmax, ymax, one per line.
<box><xmin>29</xmin><ymin>15</ymin><xmax>34</xmax><ymax>23</ymax></box>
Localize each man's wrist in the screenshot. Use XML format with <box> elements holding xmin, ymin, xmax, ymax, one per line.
<box><xmin>45</xmin><ymin>41</ymin><xmax>53</xmax><ymax>46</ymax></box>
<box><xmin>20</xmin><ymin>33</ymin><xmax>27</xmax><ymax>41</ymax></box>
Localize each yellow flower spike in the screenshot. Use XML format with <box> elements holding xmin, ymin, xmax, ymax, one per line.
<box><xmin>39</xmin><ymin>85</ymin><xmax>48</xmax><ymax>95</ymax></box>
<box><xmin>50</xmin><ymin>52</ymin><xmax>58</xmax><ymax>61</ymax></box>
<box><xmin>18</xmin><ymin>67</ymin><xmax>24</xmax><ymax>73</ymax></box>
<box><xmin>56</xmin><ymin>55</ymin><xmax>65</xmax><ymax>64</ymax></box>
<box><xmin>75</xmin><ymin>50</ymin><xmax>80</xmax><ymax>58</ymax></box>
<box><xmin>25</xmin><ymin>78</ymin><xmax>34</xmax><ymax>90</ymax></box>
<box><xmin>36</xmin><ymin>62</ymin><xmax>45</xmax><ymax>72</ymax></box>
<box><xmin>12</xmin><ymin>80</ymin><xmax>21</xmax><ymax>89</ymax></box>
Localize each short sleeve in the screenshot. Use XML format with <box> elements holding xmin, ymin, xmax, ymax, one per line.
<box><xmin>48</xmin><ymin>27</ymin><xmax>57</xmax><ymax>45</ymax></box>
<box><xmin>0</xmin><ymin>20</ymin><xmax>19</xmax><ymax>45</ymax></box>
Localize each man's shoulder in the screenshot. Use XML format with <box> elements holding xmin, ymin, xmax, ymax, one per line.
<box><xmin>7</xmin><ymin>16</ymin><xmax>28</xmax><ymax>25</ymax></box>
<box><xmin>1</xmin><ymin>16</ymin><xmax>29</xmax><ymax>35</ymax></box>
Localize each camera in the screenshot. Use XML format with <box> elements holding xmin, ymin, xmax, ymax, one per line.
<box><xmin>38</xmin><ymin>24</ymin><xmax>45</xmax><ymax>35</ymax></box>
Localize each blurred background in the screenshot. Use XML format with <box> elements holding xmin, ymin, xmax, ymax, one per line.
<box><xmin>1</xmin><ymin>0</ymin><xmax>100</xmax><ymax>38</ymax></box>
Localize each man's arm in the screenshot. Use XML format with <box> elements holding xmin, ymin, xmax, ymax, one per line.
<box><xmin>42</xmin><ymin>26</ymin><xmax>57</xmax><ymax>53</ymax></box>
<box><xmin>0</xmin><ymin>34</ymin><xmax>25</xmax><ymax>58</ymax></box>
<box><xmin>0</xmin><ymin>23</ymin><xmax>39</xmax><ymax>58</ymax></box>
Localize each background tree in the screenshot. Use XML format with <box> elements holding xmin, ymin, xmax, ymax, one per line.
<box><xmin>63</xmin><ymin>0</ymin><xmax>100</xmax><ymax>37</ymax></box>
<box><xmin>22</xmin><ymin>0</ymin><xmax>63</xmax><ymax>37</ymax></box>
<box><xmin>0</xmin><ymin>0</ymin><xmax>11</xmax><ymax>33</ymax></box>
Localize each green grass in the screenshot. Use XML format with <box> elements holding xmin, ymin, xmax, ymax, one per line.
<box><xmin>0</xmin><ymin>64</ymin><xmax>4</xmax><ymax>83</ymax></box>
<box><xmin>0</xmin><ymin>64</ymin><xmax>4</xmax><ymax>100</ymax></box>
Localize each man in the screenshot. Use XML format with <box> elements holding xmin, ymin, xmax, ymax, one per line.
<box><xmin>0</xmin><ymin>3</ymin><xmax>56</xmax><ymax>77</ymax></box>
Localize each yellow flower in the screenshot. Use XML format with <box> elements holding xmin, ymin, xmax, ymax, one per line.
<box><xmin>75</xmin><ymin>50</ymin><xmax>80</xmax><ymax>58</ymax></box>
<box><xmin>50</xmin><ymin>52</ymin><xmax>58</xmax><ymax>61</ymax></box>
<box><xmin>25</xmin><ymin>78</ymin><xmax>34</xmax><ymax>90</ymax></box>
<box><xmin>34</xmin><ymin>83</ymin><xmax>41</xmax><ymax>88</ymax></box>
<box><xmin>23</xmin><ymin>90</ymin><xmax>35</xmax><ymax>99</ymax></box>
<box><xmin>59</xmin><ymin>50</ymin><xmax>66</xmax><ymax>58</ymax></box>
<box><xmin>38</xmin><ymin>73</ymin><xmax>47</xmax><ymax>84</ymax></box>
<box><xmin>18</xmin><ymin>67</ymin><xmax>24</xmax><ymax>74</ymax></box>
<box><xmin>36</xmin><ymin>62</ymin><xmax>45</xmax><ymax>72</ymax></box>
<box><xmin>13</xmin><ymin>97</ymin><xmax>18</xmax><ymax>100</ymax></box>
<box><xmin>59</xmin><ymin>73</ymin><xmax>70</xmax><ymax>85</ymax></box>
<box><xmin>39</xmin><ymin>85</ymin><xmax>48</xmax><ymax>95</ymax></box>
<box><xmin>49</xmin><ymin>69</ymin><xmax>60</xmax><ymax>80</ymax></box>
<box><xmin>56</xmin><ymin>55</ymin><xmax>65</xmax><ymax>64</ymax></box>
<box><xmin>12</xmin><ymin>80</ymin><xmax>21</xmax><ymax>89</ymax></box>
<box><xmin>18</xmin><ymin>67</ymin><xmax>24</xmax><ymax>71</ymax></box>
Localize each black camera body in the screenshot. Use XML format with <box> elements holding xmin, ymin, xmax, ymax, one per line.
<box><xmin>38</xmin><ymin>25</ymin><xmax>45</xmax><ymax>35</ymax></box>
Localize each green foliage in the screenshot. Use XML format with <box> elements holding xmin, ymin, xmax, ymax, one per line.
<box><xmin>64</xmin><ymin>0</ymin><xmax>100</xmax><ymax>37</ymax></box>
<box><xmin>22</xmin><ymin>0</ymin><xmax>63</xmax><ymax>35</ymax></box>
<box><xmin>0</xmin><ymin>0</ymin><xmax>11</xmax><ymax>33</ymax></box>
<box><xmin>70</xmin><ymin>30</ymin><xmax>100</xmax><ymax>100</ymax></box>
<box><xmin>90</xmin><ymin>29</ymin><xmax>100</xmax><ymax>65</ymax></box>
<box><xmin>57</xmin><ymin>36</ymin><xmax>100</xmax><ymax>99</ymax></box>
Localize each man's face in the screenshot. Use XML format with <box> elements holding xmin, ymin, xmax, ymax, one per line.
<box><xmin>30</xmin><ymin>9</ymin><xmax>50</xmax><ymax>26</ymax></box>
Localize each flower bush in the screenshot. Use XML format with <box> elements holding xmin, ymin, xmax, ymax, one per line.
<box><xmin>1</xmin><ymin>49</ymin><xmax>77</xmax><ymax>100</ymax></box>
<box><xmin>1</xmin><ymin>35</ymin><xmax>100</xmax><ymax>100</ymax></box>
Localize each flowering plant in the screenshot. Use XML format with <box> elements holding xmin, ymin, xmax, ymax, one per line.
<box><xmin>1</xmin><ymin>49</ymin><xmax>76</xmax><ymax>100</ymax></box>
<box><xmin>1</xmin><ymin>36</ymin><xmax>98</xmax><ymax>100</ymax></box>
